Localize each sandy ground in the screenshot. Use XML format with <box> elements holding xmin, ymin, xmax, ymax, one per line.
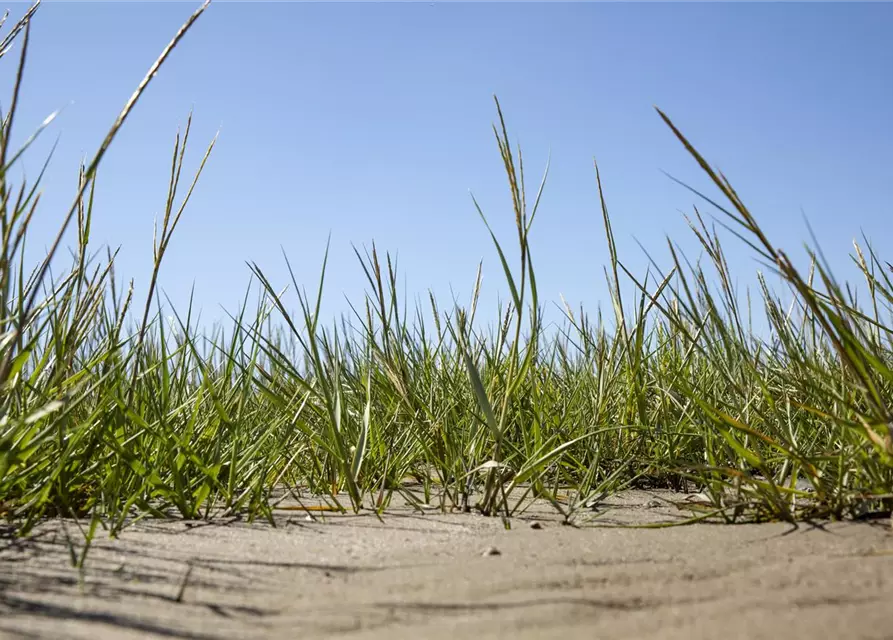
<box><xmin>1</xmin><ymin>490</ymin><xmax>891</xmax><ymax>640</ymax></box>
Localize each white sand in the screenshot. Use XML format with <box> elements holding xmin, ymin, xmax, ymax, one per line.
<box><xmin>1</xmin><ymin>490</ymin><xmax>891</xmax><ymax>639</ymax></box>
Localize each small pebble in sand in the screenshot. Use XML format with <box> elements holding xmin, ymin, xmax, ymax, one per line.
<box><xmin>482</xmin><ymin>546</ymin><xmax>502</xmax><ymax>557</ymax></box>
<box><xmin>644</xmin><ymin>499</ymin><xmax>663</xmax><ymax>509</ymax></box>
<box><xmin>529</xmin><ymin>521</ymin><xmax>543</xmax><ymax>530</ymax></box>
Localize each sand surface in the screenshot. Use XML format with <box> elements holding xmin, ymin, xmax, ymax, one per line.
<box><xmin>1</xmin><ymin>490</ymin><xmax>891</xmax><ymax>639</ymax></box>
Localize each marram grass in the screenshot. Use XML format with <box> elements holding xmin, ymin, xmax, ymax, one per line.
<box><xmin>1</xmin><ymin>3</ymin><xmax>891</xmax><ymax>560</ymax></box>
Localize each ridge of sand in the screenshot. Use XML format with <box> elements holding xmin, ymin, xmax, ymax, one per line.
<box><xmin>1</xmin><ymin>490</ymin><xmax>891</xmax><ymax>639</ymax></box>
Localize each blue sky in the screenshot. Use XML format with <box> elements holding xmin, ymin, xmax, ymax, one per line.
<box><xmin>5</xmin><ymin>1</ymin><xmax>892</xmax><ymax>330</ymax></box>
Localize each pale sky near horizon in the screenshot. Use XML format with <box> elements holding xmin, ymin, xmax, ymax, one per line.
<box><xmin>3</xmin><ymin>1</ymin><xmax>891</xmax><ymax>330</ymax></box>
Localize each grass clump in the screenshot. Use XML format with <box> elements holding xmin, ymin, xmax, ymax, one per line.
<box><xmin>1</xmin><ymin>1</ymin><xmax>891</xmax><ymax>556</ymax></box>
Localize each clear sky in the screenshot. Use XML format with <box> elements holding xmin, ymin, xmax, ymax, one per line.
<box><xmin>4</xmin><ymin>1</ymin><xmax>892</xmax><ymax>331</ymax></box>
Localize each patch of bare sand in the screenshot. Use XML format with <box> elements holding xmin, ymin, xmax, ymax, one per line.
<box><xmin>0</xmin><ymin>490</ymin><xmax>891</xmax><ymax>639</ymax></box>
